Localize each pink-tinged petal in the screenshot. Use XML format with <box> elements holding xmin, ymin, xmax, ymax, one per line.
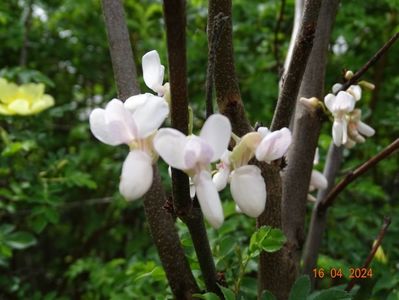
<box><xmin>230</xmin><ymin>165</ymin><xmax>266</xmax><ymax>218</ymax></box>
<box><xmin>193</xmin><ymin>170</ymin><xmax>224</xmax><ymax>228</ymax></box>
<box><xmin>334</xmin><ymin>91</ymin><xmax>355</xmax><ymax>113</ymax></box>
<box><xmin>142</xmin><ymin>50</ymin><xmax>164</xmax><ymax>93</ymax></box>
<box><xmin>357</xmin><ymin>121</ymin><xmax>375</xmax><ymax>137</ymax></box>
<box><xmin>324</xmin><ymin>93</ymin><xmax>336</xmax><ymax>113</ymax></box>
<box><xmin>332</xmin><ymin>119</ymin><xmax>345</xmax><ymax>146</ymax></box>
<box><xmin>347</xmin><ymin>85</ymin><xmax>362</xmax><ymax>101</ymax></box>
<box><xmin>154</xmin><ymin>128</ymin><xmax>188</xmax><ymax>170</ymax></box>
<box><xmin>184</xmin><ymin>136</ymin><xmax>214</xmax><ymax>168</ymax></box>
<box><xmin>119</xmin><ymin>150</ymin><xmax>153</xmax><ymax>201</ymax></box>
<box><xmin>255</xmin><ymin>127</ymin><xmax>292</xmax><ymax>163</ymax></box>
<box><xmin>105</xmin><ymin>99</ymin><xmax>137</xmax><ymax>144</ymax></box>
<box><xmin>124</xmin><ymin>93</ymin><xmax>169</xmax><ymax>138</ymax></box>
<box><xmin>310</xmin><ymin>170</ymin><xmax>328</xmax><ymax>191</ymax></box>
<box><xmin>212</xmin><ymin>168</ymin><xmax>230</xmax><ymax>192</ymax></box>
<box><xmin>332</xmin><ymin>83</ymin><xmax>343</xmax><ymax>94</ymax></box>
<box><xmin>257</xmin><ymin>127</ymin><xmax>270</xmax><ymax>138</ymax></box>
<box><xmin>200</xmin><ymin>114</ymin><xmax>232</xmax><ymax>162</ymax></box>
<box><xmin>89</xmin><ymin>108</ymin><xmax>120</xmax><ymax>146</ymax></box>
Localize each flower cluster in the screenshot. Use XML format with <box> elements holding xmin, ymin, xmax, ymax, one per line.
<box><xmin>0</xmin><ymin>78</ymin><xmax>54</xmax><ymax>116</ymax></box>
<box><xmin>89</xmin><ymin>50</ymin><xmax>293</xmax><ymax>228</ymax></box>
<box><xmin>324</xmin><ymin>81</ymin><xmax>375</xmax><ymax>148</ymax></box>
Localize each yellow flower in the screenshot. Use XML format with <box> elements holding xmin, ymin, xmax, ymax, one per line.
<box><xmin>0</xmin><ymin>78</ymin><xmax>54</xmax><ymax>116</ymax></box>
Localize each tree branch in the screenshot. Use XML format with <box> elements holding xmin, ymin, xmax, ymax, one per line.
<box><xmin>302</xmin><ymin>143</ymin><xmax>343</xmax><ymax>285</ymax></box>
<box><xmin>163</xmin><ymin>0</ymin><xmax>221</xmax><ymax>296</ymax></box>
<box><xmin>208</xmin><ymin>0</ymin><xmax>252</xmax><ymax>136</ymax></box>
<box><xmin>339</xmin><ymin>32</ymin><xmax>399</xmax><ymax>92</ymax></box>
<box><xmin>102</xmin><ymin>1</ymin><xmax>199</xmax><ymax>297</ymax></box>
<box><xmin>271</xmin><ymin>0</ymin><xmax>321</xmax><ymax>131</ymax></box>
<box><xmin>345</xmin><ymin>216</ymin><xmax>392</xmax><ymax>292</ymax></box>
<box><xmin>318</xmin><ymin>138</ymin><xmax>399</xmax><ymax>211</ymax></box>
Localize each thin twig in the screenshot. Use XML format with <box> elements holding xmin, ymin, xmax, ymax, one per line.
<box><xmin>273</xmin><ymin>0</ymin><xmax>286</xmax><ymax>73</ymax></box>
<box><xmin>345</xmin><ymin>217</ymin><xmax>392</xmax><ymax>292</ymax></box>
<box><xmin>205</xmin><ymin>13</ymin><xmax>229</xmax><ymax>118</ymax></box>
<box><xmin>339</xmin><ymin>32</ymin><xmax>399</xmax><ymax>92</ymax></box>
<box><xmin>318</xmin><ymin>138</ymin><xmax>399</xmax><ymax>212</ymax></box>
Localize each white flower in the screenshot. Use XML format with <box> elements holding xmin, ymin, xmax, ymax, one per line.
<box><xmin>154</xmin><ymin>114</ymin><xmax>231</xmax><ymax>228</ymax></box>
<box><xmin>168</xmin><ymin>166</ymin><xmax>196</xmax><ymax>198</ymax></box>
<box><xmin>142</xmin><ymin>50</ymin><xmax>169</xmax><ymax>97</ymax></box>
<box><xmin>324</xmin><ymin>89</ymin><xmax>356</xmax><ymax>146</ymax></box>
<box><xmin>255</xmin><ymin>127</ymin><xmax>292</xmax><ymax>163</ymax></box>
<box><xmin>212</xmin><ymin>150</ymin><xmax>231</xmax><ymax>192</ymax></box>
<box><xmin>346</xmin><ymin>109</ymin><xmax>375</xmax><ymax>147</ymax></box>
<box><xmin>309</xmin><ymin>148</ymin><xmax>327</xmax><ymax>193</ymax></box>
<box><xmin>89</xmin><ymin>96</ymin><xmax>169</xmax><ymax>200</ymax></box>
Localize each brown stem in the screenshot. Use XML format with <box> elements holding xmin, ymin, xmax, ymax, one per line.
<box><xmin>345</xmin><ymin>217</ymin><xmax>392</xmax><ymax>292</ymax></box>
<box><xmin>270</xmin><ymin>0</ymin><xmax>322</xmax><ymax>131</ymax></box>
<box><xmin>318</xmin><ymin>139</ymin><xmax>399</xmax><ymax>211</ymax></box>
<box><xmin>208</xmin><ymin>0</ymin><xmax>252</xmax><ymax>136</ymax></box>
<box><xmin>273</xmin><ymin>0</ymin><xmax>286</xmax><ymax>73</ymax></box>
<box><xmin>163</xmin><ymin>0</ymin><xmax>221</xmax><ymax>296</ymax></box>
<box><xmin>101</xmin><ymin>1</ymin><xmax>199</xmax><ymax>297</ymax></box>
<box><xmin>101</xmin><ymin>0</ymin><xmax>139</xmax><ymax>100</ymax></box>
<box><xmin>302</xmin><ymin>143</ymin><xmax>343</xmax><ymax>287</ymax></box>
<box><xmin>338</xmin><ymin>32</ymin><xmax>399</xmax><ymax>92</ymax></box>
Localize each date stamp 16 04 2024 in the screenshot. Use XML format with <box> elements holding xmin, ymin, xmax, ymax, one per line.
<box><xmin>312</xmin><ymin>268</ymin><xmax>373</xmax><ymax>279</ymax></box>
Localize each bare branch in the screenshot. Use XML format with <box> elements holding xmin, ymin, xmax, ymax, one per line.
<box><xmin>345</xmin><ymin>217</ymin><xmax>392</xmax><ymax>292</ymax></box>
<box><xmin>318</xmin><ymin>138</ymin><xmax>399</xmax><ymax>211</ymax></box>
<box><xmin>271</xmin><ymin>0</ymin><xmax>322</xmax><ymax>131</ymax></box>
<box><xmin>339</xmin><ymin>32</ymin><xmax>399</xmax><ymax>92</ymax></box>
<box><xmin>164</xmin><ymin>0</ymin><xmax>221</xmax><ymax>295</ymax></box>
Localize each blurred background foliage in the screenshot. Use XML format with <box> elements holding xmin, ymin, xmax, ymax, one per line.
<box><xmin>0</xmin><ymin>0</ymin><xmax>398</xmax><ymax>299</ymax></box>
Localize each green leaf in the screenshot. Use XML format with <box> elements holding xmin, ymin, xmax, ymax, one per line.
<box><xmin>5</xmin><ymin>231</ymin><xmax>37</xmax><ymax>250</ymax></box>
<box><xmin>193</xmin><ymin>292</ymin><xmax>220</xmax><ymax>300</ymax></box>
<box><xmin>260</xmin><ymin>228</ymin><xmax>286</xmax><ymax>252</ymax></box>
<box><xmin>261</xmin><ymin>290</ymin><xmax>277</xmax><ymax>300</ymax></box>
<box><xmin>288</xmin><ymin>275</ymin><xmax>310</xmax><ymax>300</ymax></box>
<box><xmin>308</xmin><ymin>287</ymin><xmax>351</xmax><ymax>300</ymax></box>
<box><xmin>218</xmin><ymin>284</ymin><xmax>236</xmax><ymax>300</ymax></box>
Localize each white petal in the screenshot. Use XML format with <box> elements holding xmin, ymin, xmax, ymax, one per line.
<box><xmin>153</xmin><ymin>128</ymin><xmax>188</xmax><ymax>170</ymax></box>
<box><xmin>255</xmin><ymin>127</ymin><xmax>292</xmax><ymax>163</ymax></box>
<box><xmin>324</xmin><ymin>93</ymin><xmax>336</xmax><ymax>113</ymax></box>
<box><xmin>119</xmin><ymin>150</ymin><xmax>153</xmax><ymax>201</ymax></box>
<box><xmin>357</xmin><ymin>121</ymin><xmax>375</xmax><ymax>137</ymax></box>
<box><xmin>89</xmin><ymin>108</ymin><xmax>120</xmax><ymax>146</ymax></box>
<box><xmin>193</xmin><ymin>170</ymin><xmax>224</xmax><ymax>228</ymax></box>
<box><xmin>183</xmin><ymin>136</ymin><xmax>214</xmax><ymax>169</ymax></box>
<box><xmin>334</xmin><ymin>91</ymin><xmax>355</xmax><ymax>113</ymax></box>
<box><xmin>200</xmin><ymin>114</ymin><xmax>232</xmax><ymax>162</ymax></box>
<box><xmin>347</xmin><ymin>85</ymin><xmax>362</xmax><ymax>101</ymax></box>
<box><xmin>313</xmin><ymin>147</ymin><xmax>319</xmax><ymax>165</ymax></box>
<box><xmin>230</xmin><ymin>165</ymin><xmax>266</xmax><ymax>218</ymax></box>
<box><xmin>189</xmin><ymin>183</ymin><xmax>196</xmax><ymax>199</ymax></box>
<box><xmin>212</xmin><ymin>168</ymin><xmax>230</xmax><ymax>192</ymax></box>
<box><xmin>332</xmin><ymin>119</ymin><xmax>346</xmax><ymax>146</ymax></box>
<box><xmin>332</xmin><ymin>83</ymin><xmax>343</xmax><ymax>94</ymax></box>
<box><xmin>310</xmin><ymin>170</ymin><xmax>328</xmax><ymax>190</ymax></box>
<box><xmin>257</xmin><ymin>127</ymin><xmax>270</xmax><ymax>138</ymax></box>
<box><xmin>344</xmin><ymin>138</ymin><xmax>356</xmax><ymax>149</ymax></box>
<box><xmin>124</xmin><ymin>93</ymin><xmax>169</xmax><ymax>138</ymax></box>
<box><xmin>142</xmin><ymin>50</ymin><xmax>164</xmax><ymax>93</ymax></box>
<box><xmin>105</xmin><ymin>99</ymin><xmax>137</xmax><ymax>144</ymax></box>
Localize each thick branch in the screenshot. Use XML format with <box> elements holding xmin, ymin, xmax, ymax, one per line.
<box><xmin>164</xmin><ymin>0</ymin><xmax>221</xmax><ymax>296</ymax></box>
<box><xmin>101</xmin><ymin>0</ymin><xmax>139</xmax><ymax>100</ymax></box>
<box><xmin>208</xmin><ymin>0</ymin><xmax>252</xmax><ymax>136</ymax></box>
<box><xmin>345</xmin><ymin>217</ymin><xmax>391</xmax><ymax>292</ymax></box>
<box><xmin>302</xmin><ymin>144</ymin><xmax>343</xmax><ymax>284</ymax></box>
<box><xmin>102</xmin><ymin>1</ymin><xmax>199</xmax><ymax>297</ymax></box>
<box><xmin>278</xmin><ymin>0</ymin><xmax>339</xmax><ymax>295</ymax></box>
<box><xmin>271</xmin><ymin>0</ymin><xmax>321</xmax><ymax>131</ymax></box>
<box><xmin>319</xmin><ymin>138</ymin><xmax>399</xmax><ymax>211</ymax></box>
<box><xmin>339</xmin><ymin>32</ymin><xmax>399</xmax><ymax>92</ymax></box>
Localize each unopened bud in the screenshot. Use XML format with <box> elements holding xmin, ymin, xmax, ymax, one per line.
<box><xmin>300</xmin><ymin>97</ymin><xmax>319</xmax><ymax>111</ymax></box>
<box><xmin>358</xmin><ymin>80</ymin><xmax>375</xmax><ymax>90</ymax></box>
<box><xmin>344</xmin><ymin>70</ymin><xmax>354</xmax><ymax>80</ymax></box>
